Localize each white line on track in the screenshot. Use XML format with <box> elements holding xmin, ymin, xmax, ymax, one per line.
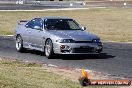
<box><xmin>48</xmin><ymin>64</ymin><xmax>58</xmax><ymax>68</ymax></box>
<box><xmin>1</xmin><ymin>35</ymin><xmax>14</xmax><ymax>37</ymax></box>
<box><xmin>0</xmin><ymin>7</ymin><xmax>107</xmax><ymax>12</ymax></box>
<box><xmin>0</xmin><ymin>8</ymin><xmax>89</xmax><ymax>11</ymax></box>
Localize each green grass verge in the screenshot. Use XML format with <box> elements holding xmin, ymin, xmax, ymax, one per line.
<box><xmin>0</xmin><ymin>8</ymin><xmax>132</xmax><ymax>42</ymax></box>
<box><xmin>0</xmin><ymin>59</ymin><xmax>119</xmax><ymax>88</ymax></box>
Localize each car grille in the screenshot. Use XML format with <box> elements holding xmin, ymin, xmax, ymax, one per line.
<box><xmin>73</xmin><ymin>47</ymin><xmax>95</xmax><ymax>53</ymax></box>
<box><xmin>75</xmin><ymin>41</ymin><xmax>93</xmax><ymax>43</ymax></box>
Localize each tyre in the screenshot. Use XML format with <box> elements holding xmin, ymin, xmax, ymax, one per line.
<box><xmin>16</xmin><ymin>35</ymin><xmax>26</xmax><ymax>52</ymax></box>
<box><xmin>45</xmin><ymin>39</ymin><xmax>54</xmax><ymax>59</ymax></box>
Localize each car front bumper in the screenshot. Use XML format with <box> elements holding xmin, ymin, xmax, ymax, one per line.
<box><xmin>53</xmin><ymin>42</ymin><xmax>103</xmax><ymax>54</ymax></box>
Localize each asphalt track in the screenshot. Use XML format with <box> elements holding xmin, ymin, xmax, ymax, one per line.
<box><xmin>0</xmin><ymin>4</ymin><xmax>85</xmax><ymax>10</ymax></box>
<box><xmin>0</xmin><ymin>4</ymin><xmax>68</xmax><ymax>10</ymax></box>
<box><xmin>0</xmin><ymin>36</ymin><xmax>132</xmax><ymax>79</ymax></box>
<box><xmin>0</xmin><ymin>3</ymin><xmax>132</xmax><ymax>10</ymax></box>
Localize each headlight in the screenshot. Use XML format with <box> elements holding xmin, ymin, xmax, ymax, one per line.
<box><xmin>92</xmin><ymin>39</ymin><xmax>101</xmax><ymax>43</ymax></box>
<box><xmin>56</xmin><ymin>39</ymin><xmax>75</xmax><ymax>43</ymax></box>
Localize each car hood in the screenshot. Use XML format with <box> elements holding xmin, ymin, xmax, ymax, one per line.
<box><xmin>49</xmin><ymin>30</ymin><xmax>99</xmax><ymax>41</ymax></box>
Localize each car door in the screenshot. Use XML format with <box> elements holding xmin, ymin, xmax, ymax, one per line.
<box><xmin>28</xmin><ymin>18</ymin><xmax>44</xmax><ymax>51</ymax></box>
<box><xmin>23</xmin><ymin>20</ymin><xmax>34</xmax><ymax>47</ymax></box>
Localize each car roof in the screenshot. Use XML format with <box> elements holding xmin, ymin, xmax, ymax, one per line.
<box><xmin>42</xmin><ymin>16</ymin><xmax>72</xmax><ymax>19</ymax></box>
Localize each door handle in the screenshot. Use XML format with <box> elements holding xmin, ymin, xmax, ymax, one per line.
<box><xmin>43</xmin><ymin>37</ymin><xmax>45</xmax><ymax>39</ymax></box>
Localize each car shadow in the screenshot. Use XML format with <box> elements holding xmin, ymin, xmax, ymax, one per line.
<box><xmin>22</xmin><ymin>49</ymin><xmax>45</xmax><ymax>56</ymax></box>
<box><xmin>22</xmin><ymin>50</ymin><xmax>115</xmax><ymax>60</ymax></box>
<box><xmin>52</xmin><ymin>53</ymin><xmax>115</xmax><ymax>60</ymax></box>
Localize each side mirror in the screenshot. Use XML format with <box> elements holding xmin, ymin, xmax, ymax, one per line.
<box><xmin>81</xmin><ymin>26</ymin><xmax>86</xmax><ymax>31</ymax></box>
<box><xmin>33</xmin><ymin>26</ymin><xmax>42</xmax><ymax>31</ymax></box>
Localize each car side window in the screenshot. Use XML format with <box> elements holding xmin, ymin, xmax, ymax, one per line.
<box><xmin>25</xmin><ymin>20</ymin><xmax>34</xmax><ymax>28</ymax></box>
<box><xmin>25</xmin><ymin>18</ymin><xmax>43</xmax><ymax>29</ymax></box>
<box><xmin>32</xmin><ymin>18</ymin><xmax>43</xmax><ymax>29</ymax></box>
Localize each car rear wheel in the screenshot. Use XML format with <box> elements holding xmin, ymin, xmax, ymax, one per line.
<box><xmin>16</xmin><ymin>35</ymin><xmax>25</xmax><ymax>52</ymax></box>
<box><xmin>45</xmin><ymin>39</ymin><xmax>54</xmax><ymax>59</ymax></box>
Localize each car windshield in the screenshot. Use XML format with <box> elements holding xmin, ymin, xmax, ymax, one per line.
<box><xmin>44</xmin><ymin>19</ymin><xmax>81</xmax><ymax>30</ymax></box>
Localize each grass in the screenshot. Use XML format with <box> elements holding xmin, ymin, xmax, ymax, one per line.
<box><xmin>0</xmin><ymin>8</ymin><xmax>132</xmax><ymax>42</ymax></box>
<box><xmin>0</xmin><ymin>59</ymin><xmax>120</xmax><ymax>88</ymax></box>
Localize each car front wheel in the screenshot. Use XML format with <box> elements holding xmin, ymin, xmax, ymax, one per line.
<box><xmin>16</xmin><ymin>35</ymin><xmax>25</xmax><ymax>52</ymax></box>
<box><xmin>45</xmin><ymin>39</ymin><xmax>54</xmax><ymax>59</ymax></box>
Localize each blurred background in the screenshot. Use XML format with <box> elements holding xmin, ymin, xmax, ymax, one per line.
<box><xmin>0</xmin><ymin>0</ymin><xmax>132</xmax><ymax>10</ymax></box>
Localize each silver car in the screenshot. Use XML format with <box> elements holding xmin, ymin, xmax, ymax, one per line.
<box><xmin>15</xmin><ymin>16</ymin><xmax>103</xmax><ymax>58</ymax></box>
